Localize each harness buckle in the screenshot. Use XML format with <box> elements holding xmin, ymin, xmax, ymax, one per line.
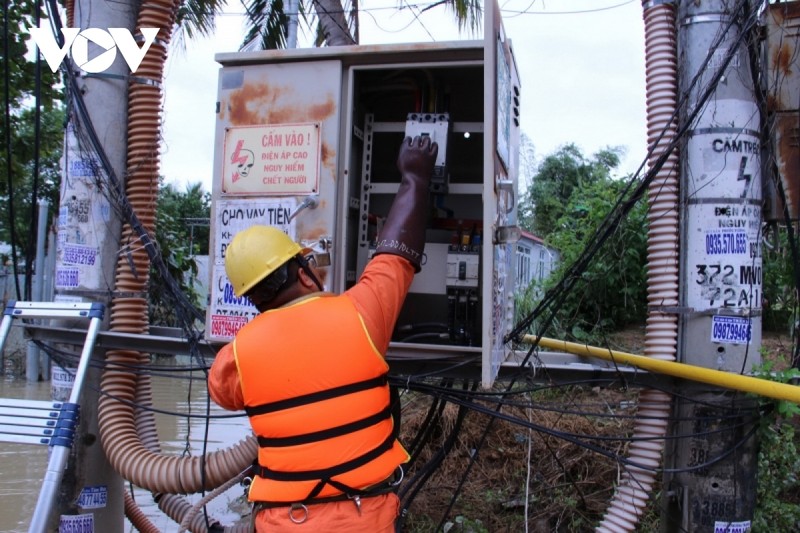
<box><xmin>390</xmin><ymin>466</ymin><xmax>404</xmax><ymax>487</ymax></box>
<box><xmin>349</xmin><ymin>495</ymin><xmax>362</xmax><ymax>516</ymax></box>
<box><xmin>288</xmin><ymin>503</ymin><xmax>309</xmax><ymax>524</ymax></box>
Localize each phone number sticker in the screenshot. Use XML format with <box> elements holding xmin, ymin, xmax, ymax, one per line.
<box><xmin>78</xmin><ymin>485</ymin><xmax>108</xmax><ymax>509</ymax></box>
<box><xmin>711</xmin><ymin>316</ymin><xmax>752</xmax><ymax>345</ymax></box>
<box><xmin>714</xmin><ymin>520</ymin><xmax>750</xmax><ymax>533</ymax></box>
<box><xmin>58</xmin><ymin>513</ymin><xmax>94</xmax><ymax>533</ymax></box>
<box><xmin>210</xmin><ymin>315</ymin><xmax>248</xmax><ymax>338</ymax></box>
<box><xmin>62</xmin><ymin>244</ymin><xmax>97</xmax><ymax>266</ymax></box>
<box><xmin>705</xmin><ymin>230</ymin><xmax>747</xmax><ymax>255</ymax></box>
<box><xmin>55</xmin><ymin>267</ymin><xmax>80</xmax><ymax>288</ymax></box>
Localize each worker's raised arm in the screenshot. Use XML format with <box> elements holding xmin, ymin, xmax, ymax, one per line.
<box><xmin>372</xmin><ymin>135</ymin><xmax>438</xmax><ymax>271</ymax></box>
<box><xmin>349</xmin><ymin>136</ymin><xmax>438</xmax><ymax>352</ymax></box>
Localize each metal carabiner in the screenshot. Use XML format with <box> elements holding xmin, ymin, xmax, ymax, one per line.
<box><xmin>349</xmin><ymin>495</ymin><xmax>362</xmax><ymax>516</ymax></box>
<box><xmin>390</xmin><ymin>466</ymin><xmax>405</xmax><ymax>487</ymax></box>
<box><xmin>288</xmin><ymin>503</ymin><xmax>309</xmax><ymax>524</ymax></box>
<box><xmin>249</xmin><ymin>502</ymin><xmax>262</xmax><ymax>533</ymax></box>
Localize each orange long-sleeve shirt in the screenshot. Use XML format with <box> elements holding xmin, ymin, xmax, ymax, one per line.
<box><xmin>208</xmin><ymin>254</ymin><xmax>415</xmax><ymax>411</ymax></box>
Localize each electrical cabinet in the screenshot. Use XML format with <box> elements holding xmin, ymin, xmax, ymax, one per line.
<box><xmin>206</xmin><ymin>3</ymin><xmax>520</xmax><ymax>386</ymax></box>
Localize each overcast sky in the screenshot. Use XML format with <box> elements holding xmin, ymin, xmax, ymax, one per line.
<box><xmin>160</xmin><ymin>0</ymin><xmax>647</xmax><ymax>192</ymax></box>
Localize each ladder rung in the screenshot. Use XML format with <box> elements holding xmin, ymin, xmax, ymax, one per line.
<box><xmin>0</xmin><ymin>414</ymin><xmax>59</xmax><ymax>427</ymax></box>
<box><xmin>0</xmin><ymin>398</ymin><xmax>63</xmax><ymax>411</ymax></box>
<box><xmin>0</xmin><ymin>433</ymin><xmax>52</xmax><ymax>445</ymax></box>
<box><xmin>0</xmin><ymin>421</ymin><xmax>57</xmax><ymax>435</ymax></box>
<box><xmin>3</xmin><ymin>300</ymin><xmax>104</xmax><ymax>320</ymax></box>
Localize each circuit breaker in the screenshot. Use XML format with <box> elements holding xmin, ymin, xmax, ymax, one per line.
<box><xmin>206</xmin><ymin>2</ymin><xmax>520</xmax><ymax>387</ymax></box>
<box><xmin>405</xmin><ymin>112</ymin><xmax>451</xmax><ymax>193</ymax></box>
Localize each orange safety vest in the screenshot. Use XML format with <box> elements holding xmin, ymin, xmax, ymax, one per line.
<box><xmin>233</xmin><ymin>294</ymin><xmax>409</xmax><ymax>503</ymax></box>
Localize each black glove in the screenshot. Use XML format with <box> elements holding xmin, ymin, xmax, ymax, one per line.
<box><xmin>374</xmin><ymin>136</ymin><xmax>438</xmax><ymax>272</ymax></box>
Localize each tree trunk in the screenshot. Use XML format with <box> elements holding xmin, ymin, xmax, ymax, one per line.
<box><xmin>312</xmin><ymin>0</ymin><xmax>356</xmax><ymax>45</ymax></box>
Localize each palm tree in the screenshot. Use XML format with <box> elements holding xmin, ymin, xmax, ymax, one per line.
<box><xmin>175</xmin><ymin>0</ymin><xmax>482</xmax><ymax>50</ymax></box>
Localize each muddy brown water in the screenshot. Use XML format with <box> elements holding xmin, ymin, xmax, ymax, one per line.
<box><xmin>0</xmin><ymin>358</ymin><xmax>252</xmax><ymax>532</ymax></box>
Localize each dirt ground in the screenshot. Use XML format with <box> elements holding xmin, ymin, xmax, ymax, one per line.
<box><xmin>397</xmin><ymin>326</ymin><xmax>796</xmax><ymax>532</ymax></box>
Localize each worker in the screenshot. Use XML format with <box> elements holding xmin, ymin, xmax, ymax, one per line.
<box><xmin>208</xmin><ymin>135</ymin><xmax>438</xmax><ymax>532</ymax></box>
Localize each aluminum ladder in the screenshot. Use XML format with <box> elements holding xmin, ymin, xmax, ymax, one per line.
<box><xmin>0</xmin><ymin>300</ymin><xmax>105</xmax><ymax>533</ymax></box>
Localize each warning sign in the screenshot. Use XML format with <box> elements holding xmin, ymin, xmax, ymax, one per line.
<box><xmin>209</xmin><ymin>198</ymin><xmax>301</xmax><ymax>341</ymax></box>
<box><xmin>214</xmin><ymin>198</ymin><xmax>298</xmax><ymax>264</ymax></box>
<box><xmin>222</xmin><ymin>123</ymin><xmax>321</xmax><ymax>195</ymax></box>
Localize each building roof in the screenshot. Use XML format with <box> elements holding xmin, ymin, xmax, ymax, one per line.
<box><xmin>519</xmin><ymin>229</ymin><xmax>545</xmax><ymax>245</ymax></box>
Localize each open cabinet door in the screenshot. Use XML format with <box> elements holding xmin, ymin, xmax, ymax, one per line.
<box><xmin>482</xmin><ymin>1</ymin><xmax>522</xmax><ymax>387</ymax></box>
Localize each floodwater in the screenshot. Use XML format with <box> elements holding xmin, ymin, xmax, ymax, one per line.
<box><xmin>0</xmin><ymin>357</ymin><xmax>253</xmax><ymax>532</ymax></box>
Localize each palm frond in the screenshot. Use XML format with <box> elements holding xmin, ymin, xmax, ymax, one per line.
<box><xmin>174</xmin><ymin>0</ymin><xmax>228</xmax><ymax>48</ymax></box>
<box><xmin>420</xmin><ymin>0</ymin><xmax>482</xmax><ymax>34</ymax></box>
<box><xmin>240</xmin><ymin>0</ymin><xmax>290</xmax><ymax>50</ymax></box>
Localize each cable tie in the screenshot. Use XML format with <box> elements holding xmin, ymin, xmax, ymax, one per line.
<box><xmin>642</xmin><ymin>0</ymin><xmax>675</xmax><ymax>8</ymax></box>
<box><xmin>133</xmin><ymin>33</ymin><xmax>169</xmax><ymax>48</ymax></box>
<box><xmin>130</xmin><ymin>76</ymin><xmax>163</xmax><ymax>88</ymax></box>
<box><xmin>138</xmin><ymin>3</ymin><xmax>178</xmax><ymax>15</ymax></box>
<box><xmin>80</xmin><ymin>71</ymin><xmax>128</xmax><ymax>82</ymax></box>
<box><xmin>79</xmin><ymin>71</ymin><xmax>163</xmax><ymax>89</ymax></box>
<box><xmin>647</xmin><ymin>306</ymin><xmax>694</xmax><ymax>315</ymax></box>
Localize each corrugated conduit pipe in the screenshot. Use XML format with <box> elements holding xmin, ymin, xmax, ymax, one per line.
<box><xmin>95</xmin><ymin>1</ymin><xmax>257</xmax><ymax>530</ymax></box>
<box><xmin>596</xmin><ymin>2</ymin><xmax>680</xmax><ymax>531</ymax></box>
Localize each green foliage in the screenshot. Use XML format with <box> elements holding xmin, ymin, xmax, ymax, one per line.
<box><xmin>149</xmin><ymin>180</ymin><xmax>210</xmax><ymax>327</ymax></box>
<box><xmin>518</xmin><ymin>143</ymin><xmax>621</xmax><ymax>237</ymax></box>
<box><xmin>516</xmin><ymin>144</ymin><xmax>648</xmax><ymax>339</ymax></box>
<box><xmin>761</xmin><ymin>224</ymin><xmax>799</xmax><ymax>335</ymax></box>
<box><xmin>442</xmin><ymin>516</ymin><xmax>488</xmax><ymax>533</ymax></box>
<box><xmin>157</xmin><ymin>181</ymin><xmax>211</xmax><ymax>255</ymax></box>
<box><xmin>0</xmin><ymin>1</ymin><xmax>62</xmax><ymax>109</ymax></box>
<box><xmin>549</xmin><ymin>178</ymin><xmax>648</xmax><ymax>337</ymax></box>
<box><xmin>752</xmin><ymin>360</ymin><xmax>800</xmax><ymax>531</ymax></box>
<box><xmin>0</xmin><ymin>105</ymin><xmax>65</xmax><ymax>254</ymax></box>
<box><xmin>0</xmin><ymin>0</ymin><xmax>65</xmax><ymax>277</ymax></box>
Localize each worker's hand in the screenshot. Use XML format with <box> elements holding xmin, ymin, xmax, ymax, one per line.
<box><xmin>373</xmin><ymin>136</ymin><xmax>438</xmax><ymax>273</ymax></box>
<box><xmin>396</xmin><ymin>136</ymin><xmax>438</xmax><ymax>180</ymax></box>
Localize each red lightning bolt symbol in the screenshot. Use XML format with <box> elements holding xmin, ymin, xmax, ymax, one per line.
<box><xmin>230</xmin><ymin>140</ymin><xmax>248</xmax><ymax>183</ymax></box>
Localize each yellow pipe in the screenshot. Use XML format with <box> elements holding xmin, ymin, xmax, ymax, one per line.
<box><xmin>523</xmin><ymin>335</ymin><xmax>800</xmax><ymax>405</ymax></box>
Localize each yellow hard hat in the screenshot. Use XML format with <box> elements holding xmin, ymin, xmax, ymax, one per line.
<box><xmin>225</xmin><ymin>226</ymin><xmax>303</xmax><ymax>297</ymax></box>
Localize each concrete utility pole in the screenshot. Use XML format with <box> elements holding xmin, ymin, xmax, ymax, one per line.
<box><xmin>663</xmin><ymin>0</ymin><xmax>763</xmax><ymax>531</ymax></box>
<box><xmin>49</xmin><ymin>0</ymin><xmax>134</xmax><ymax>529</ymax></box>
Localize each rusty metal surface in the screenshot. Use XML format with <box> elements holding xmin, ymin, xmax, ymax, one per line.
<box><xmin>767</xmin><ymin>1</ymin><xmax>800</xmax><ymax>113</ymax></box>
<box><xmin>772</xmin><ymin>112</ymin><xmax>800</xmax><ymax>221</ymax></box>
<box><xmin>767</xmin><ymin>2</ymin><xmax>800</xmax><ymax>221</ymax></box>
<box><xmin>215</xmin><ymin>40</ymin><xmax>484</xmax><ymax>68</ymax></box>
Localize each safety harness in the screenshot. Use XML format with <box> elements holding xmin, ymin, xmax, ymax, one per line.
<box><xmin>245</xmin><ymin>373</ymin><xmax>402</xmax><ymax>503</ymax></box>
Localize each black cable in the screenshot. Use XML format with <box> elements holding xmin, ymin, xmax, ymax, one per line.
<box><xmin>402</xmin><ymin>378</ymin><xmax>452</xmax><ymax>471</ymax></box>
<box><xmin>507</xmin><ymin>0</ymin><xmax>759</xmax><ymax>345</ymax></box>
<box><xmin>33</xmin><ymin>338</ymin><xmax>212</xmax><ymax>376</ymax></box>
<box><xmin>44</xmin><ymin>0</ymin><xmax>208</xmax><ymax>343</ymax></box>
<box><xmin>475</xmin><ymin>12</ymin><xmax>763</xmax><ymax>516</ymax></box>
<box><xmin>2</xmin><ymin>0</ymin><xmax>21</xmax><ymax>299</ymax></box>
<box><xmin>411</xmin><ymin>385</ymin><xmax>753</xmax><ymax>427</ymax></box>
<box><xmin>408</xmin><ymin>378</ymin><xmax>758</xmax><ymax>448</ymax></box>
<box><xmin>437</xmin><ymin>387</ymin><xmax>762</xmax><ymax>475</ymax></box>
<box><xmin>397</xmin><ymin>380</ymin><xmax>474</xmax><ymax>531</ymax></box>
<box><xmin>39</xmin><ymin>11</ymin><xmax>223</xmax><ymax>523</ymax></box>
<box><xmin>25</xmin><ymin>0</ymin><xmax>43</xmax><ymax>301</ymax></box>
<box><xmin>45</xmin><ymin>363</ymin><xmax>245</xmax><ymax>421</ymax></box>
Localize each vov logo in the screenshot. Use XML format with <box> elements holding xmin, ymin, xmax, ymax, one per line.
<box><xmin>29</xmin><ymin>25</ymin><xmax>159</xmax><ymax>74</ymax></box>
